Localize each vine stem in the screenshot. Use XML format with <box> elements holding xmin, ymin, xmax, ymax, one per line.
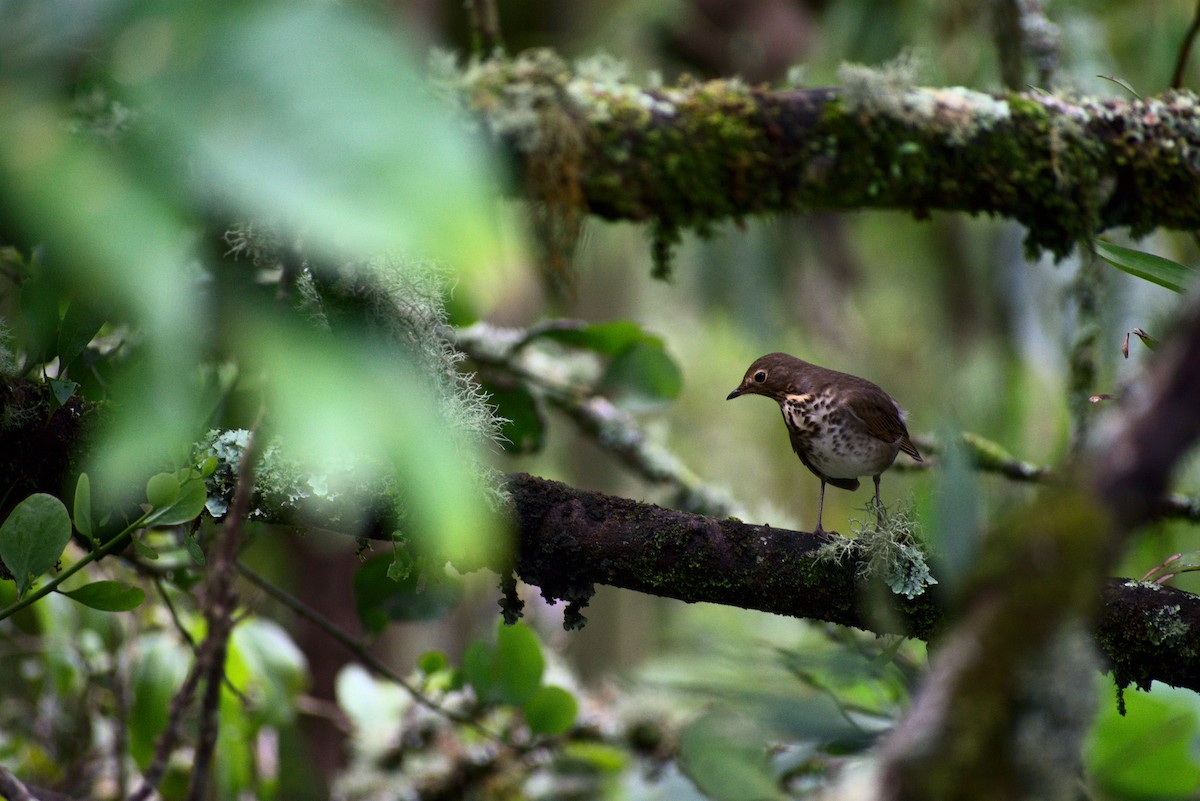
<box><xmin>0</xmin><ymin>514</ymin><xmax>148</xmax><ymax>622</ymax></box>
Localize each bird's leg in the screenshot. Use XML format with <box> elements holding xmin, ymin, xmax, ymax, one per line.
<box><xmin>873</xmin><ymin>474</ymin><xmax>883</xmax><ymax>530</ymax></box>
<box><xmin>815</xmin><ymin>479</ymin><xmax>827</xmax><ymax>535</ymax></box>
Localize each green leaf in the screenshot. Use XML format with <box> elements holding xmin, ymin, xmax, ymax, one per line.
<box><xmin>130</xmin><ymin>1</ymin><xmax>500</xmax><ymax>268</ymax></box>
<box><xmin>483</xmin><ymin>382</ymin><xmax>545</xmax><ymax>454</ymax></box>
<box><xmin>143</xmin><ymin>477</ymin><xmax>207</xmax><ymax>527</ymax></box>
<box><xmin>184</xmin><ymin>533</ymin><xmax>206</xmax><ymax>566</ymax></box>
<box><xmin>600</xmin><ymin>338</ymin><xmax>684</xmax><ymax>410</ymax></box>
<box><xmin>17</xmin><ymin>273</ymin><xmax>61</xmax><ymax>365</ymax></box>
<box><xmin>130</xmin><ymin>633</ymin><xmax>192</xmax><ymax>767</ymax></box>
<box><xmin>48</xmin><ymin>377</ymin><xmax>77</xmax><ymax>407</ymax></box>
<box><xmin>1096</xmin><ymin>240</ymin><xmax>1197</xmax><ymax>293</ymax></box>
<box><xmin>73</xmin><ymin>473</ymin><xmax>92</xmax><ymax>539</ymax></box>
<box><xmin>537</xmin><ymin>321</ymin><xmax>645</xmax><ymax>355</ymax></box>
<box><xmin>386</xmin><ymin>548</ymin><xmax>414</xmax><ymax>582</ymax></box>
<box><xmin>493</xmin><ymin>621</ymin><xmax>545</xmax><ymax>706</ymax></box>
<box><xmin>417</xmin><ymin>650</ymin><xmax>448</xmax><ymax>675</ymax></box>
<box><xmin>61</xmin><ymin>580</ymin><xmax>145</xmax><ymax>611</ymax></box>
<box><xmin>678</xmin><ymin>710</ymin><xmax>784</xmax><ymax>801</ymax></box>
<box><xmin>1086</xmin><ymin>682</ymin><xmax>1200</xmax><ymax>798</ymax></box>
<box><xmin>56</xmin><ymin>298</ymin><xmax>105</xmax><ymax>369</ymax></box>
<box><xmin>145</xmin><ymin>472</ymin><xmax>179</xmax><ymax>508</ymax></box>
<box><xmin>241</xmin><ymin>318</ymin><xmax>494</xmax><ymax>564</ymax></box>
<box><xmin>200</xmin><ymin>455</ymin><xmax>219</xmax><ymax>478</ymax></box>
<box><xmin>523</xmin><ymin>685</ymin><xmax>578</xmax><ymax>735</ymax></box>
<box><xmin>353</xmin><ymin>555</ymin><xmax>461</xmax><ymax>634</ymax></box>
<box><xmin>226</xmin><ymin>617</ymin><xmax>308</xmax><ymax>727</ymax></box>
<box><xmin>930</xmin><ymin>423</ymin><xmax>983</xmax><ymax>597</ymax></box>
<box><xmin>131</xmin><ymin>535</ymin><xmax>159</xmax><ymax>561</ymax></box>
<box><xmin>0</xmin><ymin>493</ymin><xmax>72</xmax><ymax>597</ymax></box>
<box><xmin>461</xmin><ymin>641</ymin><xmax>496</xmax><ymax>699</ymax></box>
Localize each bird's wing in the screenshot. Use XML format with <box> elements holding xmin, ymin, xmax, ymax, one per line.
<box><xmin>847</xmin><ymin>389</ymin><xmax>923</xmax><ymax>462</ymax></box>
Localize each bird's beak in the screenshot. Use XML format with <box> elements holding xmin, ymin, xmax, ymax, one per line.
<box><xmin>726</xmin><ymin>387</ymin><xmax>745</xmax><ymax>400</ymax></box>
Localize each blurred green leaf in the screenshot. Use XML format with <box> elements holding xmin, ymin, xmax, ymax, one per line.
<box><xmin>678</xmin><ymin>709</ymin><xmax>784</xmax><ymax>801</ymax></box>
<box><xmin>1086</xmin><ymin>682</ymin><xmax>1200</xmax><ymax>799</ymax></box>
<box><xmin>537</xmin><ymin>321</ymin><xmax>646</xmax><ymax>355</ymax></box>
<box><xmin>130</xmin><ymin>632</ymin><xmax>192</xmax><ymax>767</ymax></box>
<box><xmin>417</xmin><ymin>650</ymin><xmax>449</xmax><ymax>675</ymax></box>
<box><xmin>56</xmin><ymin>298</ymin><xmax>105</xmax><ymax>369</ymax></box>
<box><xmin>143</xmin><ymin>477</ymin><xmax>206</xmax><ymax>527</ymax></box>
<box><xmin>185</xmin><ymin>533</ymin><xmax>205</xmax><ymax>566</ymax></box>
<box><xmin>227</xmin><ymin>617</ymin><xmax>308</xmax><ymax>727</ymax></box>
<box><xmin>131</xmin><ymin>535</ymin><xmax>159</xmax><ymax>561</ymax></box>
<box><xmin>1096</xmin><ymin>240</ymin><xmax>1197</xmax><ymax>293</ymax></box>
<box><xmin>462</xmin><ymin>641</ymin><xmax>496</xmax><ymax>700</ymax></box>
<box><xmin>61</xmin><ymin>580</ymin><xmax>144</xmax><ymax>612</ymax></box>
<box><xmin>215</xmin><ymin>688</ymin><xmax>255</xmax><ymax>799</ymax></box>
<box><xmin>16</xmin><ymin>271</ymin><xmax>60</xmax><ymax>365</ymax></box>
<box><xmin>524</xmin><ymin>685</ymin><xmax>578</xmax><ymax>735</ymax></box>
<box><xmin>601</xmin><ymin>338</ymin><xmax>684</xmax><ymax>410</ymax></box>
<box><xmin>127</xmin><ymin>1</ymin><xmax>501</xmax><ymax>268</ymax></box>
<box><xmin>0</xmin><ymin>493</ymin><xmax>72</xmax><ymax>597</ymax></box>
<box><xmin>484</xmin><ymin>382</ymin><xmax>545</xmax><ymax>453</ymax></box>
<box><xmin>144</xmin><ymin>472</ymin><xmax>179</xmax><ymax>509</ymax></box>
<box><xmin>72</xmin><ymin>473</ymin><xmax>92</xmax><ymax>539</ymax></box>
<box><xmin>353</xmin><ymin>554</ymin><xmax>461</xmax><ymax>634</ymax></box>
<box><xmin>562</xmin><ymin>741</ymin><xmax>628</xmax><ymax>773</ymax></box>
<box><xmin>200</xmin><ymin>455</ymin><xmax>219</xmax><ymax>478</ymax></box>
<box><xmin>240</xmin><ymin>314</ymin><xmax>494</xmax><ymax>562</ymax></box>
<box><xmin>929</xmin><ymin>423</ymin><xmax>982</xmax><ymax>597</ymax></box>
<box><xmin>494</xmin><ymin>621</ymin><xmax>545</xmax><ymax>706</ymax></box>
<box><xmin>0</xmin><ymin>96</ymin><xmax>204</xmax><ymax>495</ymax></box>
<box><xmin>462</xmin><ymin>622</ymin><xmax>546</xmax><ymax>706</ymax></box>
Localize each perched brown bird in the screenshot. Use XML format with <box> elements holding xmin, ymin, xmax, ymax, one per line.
<box><xmin>727</xmin><ymin>352</ymin><xmax>921</xmax><ymax>534</ymax></box>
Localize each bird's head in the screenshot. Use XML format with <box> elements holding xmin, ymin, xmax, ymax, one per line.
<box><xmin>726</xmin><ymin>352</ymin><xmax>804</xmax><ymax>401</ymax></box>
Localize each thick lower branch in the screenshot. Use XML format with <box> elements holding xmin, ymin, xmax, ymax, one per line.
<box><xmin>505</xmin><ymin>472</ymin><xmax>1200</xmax><ymax>694</ymax></box>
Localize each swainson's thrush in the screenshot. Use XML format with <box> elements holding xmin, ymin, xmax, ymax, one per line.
<box><xmin>727</xmin><ymin>352</ymin><xmax>921</xmax><ymax>534</ymax></box>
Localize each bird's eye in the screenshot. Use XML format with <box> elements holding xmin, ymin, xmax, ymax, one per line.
<box><xmin>753</xmin><ymin>370</ymin><xmax>767</xmax><ymax>383</ymax></box>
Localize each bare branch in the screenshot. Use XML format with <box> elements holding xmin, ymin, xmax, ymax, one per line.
<box><xmin>1173</xmin><ymin>0</ymin><xmax>1200</xmax><ymax>89</ymax></box>
<box><xmin>456</xmin><ymin>321</ymin><xmax>738</xmax><ymax>517</ymax></box>
<box><xmin>186</xmin><ymin>428</ymin><xmax>262</xmax><ymax>801</ymax></box>
<box><xmin>0</xmin><ymin>766</ymin><xmax>38</xmax><ymax>801</ymax></box>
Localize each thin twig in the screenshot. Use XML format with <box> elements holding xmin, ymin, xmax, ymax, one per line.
<box><xmin>154</xmin><ymin>576</ymin><xmax>197</xmax><ymax>650</ymax></box>
<box><xmin>186</xmin><ymin>429</ymin><xmax>262</xmax><ymax>801</ymax></box>
<box><xmin>1173</xmin><ymin>0</ymin><xmax>1200</xmax><ymax>89</ymax></box>
<box><xmin>464</xmin><ymin>0</ymin><xmax>504</xmax><ymax>56</ymax></box>
<box><xmin>235</xmin><ymin>560</ymin><xmax>502</xmax><ymax>742</ymax></box>
<box><xmin>454</xmin><ymin>322</ymin><xmax>738</xmax><ymax>518</ymax></box>
<box><xmin>1097</xmin><ymin>74</ymin><xmax>1142</xmax><ymax>99</ymax></box>
<box><xmin>0</xmin><ymin>765</ymin><xmax>38</xmax><ymax>801</ymax></box>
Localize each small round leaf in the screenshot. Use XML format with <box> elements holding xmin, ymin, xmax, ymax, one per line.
<box><xmin>145</xmin><ymin>472</ymin><xmax>180</xmax><ymax>508</ymax></box>
<box><xmin>523</xmin><ymin>685</ymin><xmax>578</xmax><ymax>736</ymax></box>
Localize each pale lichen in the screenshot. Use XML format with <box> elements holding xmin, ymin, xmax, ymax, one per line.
<box><xmin>814</xmin><ymin>500</ymin><xmax>937</xmax><ymax>599</ymax></box>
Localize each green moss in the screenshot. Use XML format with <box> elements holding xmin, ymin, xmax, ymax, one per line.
<box><xmin>454</xmin><ymin>51</ymin><xmax>1200</xmax><ymax>289</ymax></box>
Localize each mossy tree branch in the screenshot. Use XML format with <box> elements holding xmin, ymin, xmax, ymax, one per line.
<box><xmin>501</xmin><ymin>471</ymin><xmax>1200</xmax><ymax>695</ymax></box>
<box><xmin>462</xmin><ymin>52</ymin><xmax>1200</xmax><ymax>260</ymax></box>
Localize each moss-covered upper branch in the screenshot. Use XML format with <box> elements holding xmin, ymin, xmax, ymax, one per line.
<box><xmin>459</xmin><ymin>51</ymin><xmax>1200</xmax><ymax>260</ymax></box>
